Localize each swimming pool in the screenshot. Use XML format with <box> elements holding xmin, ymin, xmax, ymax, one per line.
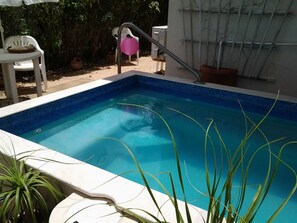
<box><xmin>0</xmin><ymin>72</ymin><xmax>297</xmax><ymax>222</ymax></box>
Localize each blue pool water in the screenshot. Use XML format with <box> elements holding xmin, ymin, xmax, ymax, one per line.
<box><xmin>20</xmin><ymin>87</ymin><xmax>297</xmax><ymax>223</ymax></box>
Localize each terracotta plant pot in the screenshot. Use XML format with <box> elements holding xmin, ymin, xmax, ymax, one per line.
<box><xmin>71</xmin><ymin>57</ymin><xmax>83</xmax><ymax>70</ymax></box>
<box><xmin>200</xmin><ymin>64</ymin><xmax>238</xmax><ymax>86</ymax></box>
<box><xmin>105</xmin><ymin>52</ymin><xmax>115</xmax><ymax>64</ymax></box>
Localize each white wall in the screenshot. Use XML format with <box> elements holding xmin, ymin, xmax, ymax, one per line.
<box><xmin>166</xmin><ymin>0</ymin><xmax>297</xmax><ymax>97</ymax></box>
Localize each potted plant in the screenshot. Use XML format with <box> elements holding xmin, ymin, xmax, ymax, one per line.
<box><xmin>0</xmin><ymin>150</ymin><xmax>64</xmax><ymax>223</ymax></box>
<box><xmin>70</xmin><ymin>57</ymin><xmax>84</xmax><ymax>70</ymax></box>
<box><xmin>200</xmin><ymin>64</ymin><xmax>238</xmax><ymax>86</ymax></box>
<box><xmin>111</xmin><ymin>102</ymin><xmax>297</xmax><ymax>222</ymax></box>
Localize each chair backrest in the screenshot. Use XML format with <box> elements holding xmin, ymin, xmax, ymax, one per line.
<box><xmin>5</xmin><ymin>35</ymin><xmax>42</xmax><ymax>52</ymax></box>
<box><xmin>5</xmin><ymin>35</ymin><xmax>48</xmax><ymax>90</ymax></box>
<box><xmin>112</xmin><ymin>27</ymin><xmax>137</xmax><ymax>39</ymax></box>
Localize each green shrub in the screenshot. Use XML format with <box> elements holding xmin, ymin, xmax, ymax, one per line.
<box><xmin>0</xmin><ymin>1</ymin><xmax>168</xmax><ymax>69</ymax></box>
<box><xmin>0</xmin><ymin>145</ymin><xmax>64</xmax><ymax>223</ymax></box>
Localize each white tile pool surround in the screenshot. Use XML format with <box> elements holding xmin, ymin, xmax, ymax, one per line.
<box><xmin>1</xmin><ymin>71</ymin><xmax>297</xmax><ymax>223</ymax></box>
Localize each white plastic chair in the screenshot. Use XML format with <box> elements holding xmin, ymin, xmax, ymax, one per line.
<box><xmin>5</xmin><ymin>35</ymin><xmax>48</xmax><ymax>91</ymax></box>
<box><xmin>112</xmin><ymin>27</ymin><xmax>139</xmax><ymax>65</ymax></box>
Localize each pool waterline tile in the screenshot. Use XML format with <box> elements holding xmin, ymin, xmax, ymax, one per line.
<box><xmin>0</xmin><ymin>72</ymin><xmax>297</xmax><ymax>136</ymax></box>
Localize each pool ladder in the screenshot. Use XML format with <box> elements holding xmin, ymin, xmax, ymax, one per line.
<box><xmin>117</xmin><ymin>22</ymin><xmax>202</xmax><ymax>83</ymax></box>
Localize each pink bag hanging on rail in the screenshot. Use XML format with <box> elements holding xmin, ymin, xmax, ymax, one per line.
<box><xmin>120</xmin><ymin>37</ymin><xmax>139</xmax><ymax>56</ymax></box>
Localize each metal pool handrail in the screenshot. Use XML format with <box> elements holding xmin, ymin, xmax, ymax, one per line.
<box><xmin>117</xmin><ymin>22</ymin><xmax>202</xmax><ymax>83</ymax></box>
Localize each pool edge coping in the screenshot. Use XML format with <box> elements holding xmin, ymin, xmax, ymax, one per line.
<box><xmin>1</xmin><ymin>71</ymin><xmax>297</xmax><ymax>222</ymax></box>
